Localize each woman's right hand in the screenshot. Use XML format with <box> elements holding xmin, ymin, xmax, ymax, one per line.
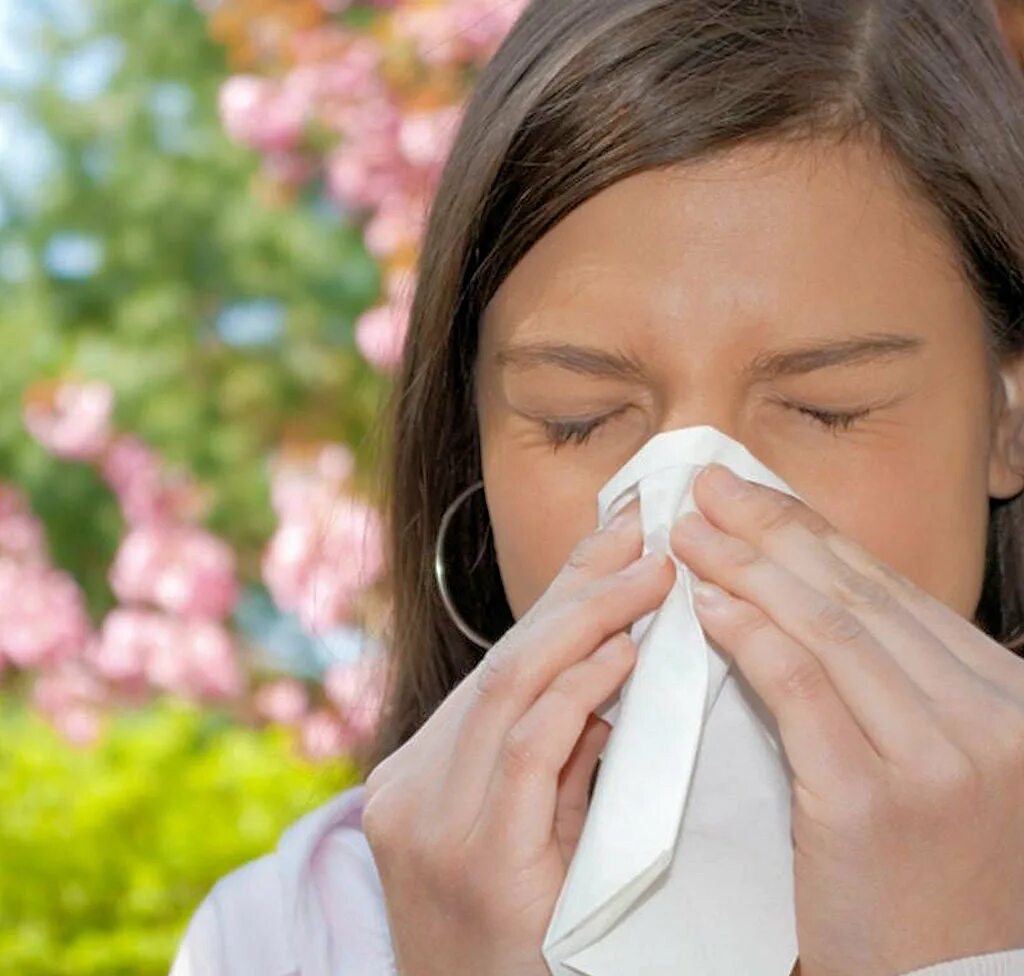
<box><xmin>361</xmin><ymin>500</ymin><xmax>676</xmax><ymax>976</ymax></box>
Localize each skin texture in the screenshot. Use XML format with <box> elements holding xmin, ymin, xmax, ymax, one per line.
<box><xmin>363</xmin><ymin>136</ymin><xmax>1024</xmax><ymax>976</ymax></box>
<box><xmin>475</xmin><ymin>137</ymin><xmax>1024</xmax><ymax>622</ymax></box>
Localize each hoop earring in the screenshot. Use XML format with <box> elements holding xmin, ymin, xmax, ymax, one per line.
<box><xmin>434</xmin><ymin>480</ymin><xmax>495</xmax><ymax>650</ymax></box>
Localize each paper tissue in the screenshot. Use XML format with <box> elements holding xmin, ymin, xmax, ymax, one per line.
<box><xmin>541</xmin><ymin>425</ymin><xmax>805</xmax><ymax>976</ymax></box>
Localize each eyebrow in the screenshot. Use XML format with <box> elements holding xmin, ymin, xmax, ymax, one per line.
<box><xmin>495</xmin><ymin>341</ymin><xmax>648</xmax><ymax>381</ymax></box>
<box><xmin>494</xmin><ymin>332</ymin><xmax>924</xmax><ymax>382</ymax></box>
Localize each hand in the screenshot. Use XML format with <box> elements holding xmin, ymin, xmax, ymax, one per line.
<box><xmin>670</xmin><ymin>462</ymin><xmax>1024</xmax><ymax>976</ymax></box>
<box><xmin>361</xmin><ymin>499</ymin><xmax>675</xmax><ymax>976</ymax></box>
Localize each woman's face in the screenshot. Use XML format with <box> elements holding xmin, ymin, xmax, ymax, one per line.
<box><xmin>474</xmin><ymin>137</ymin><xmax>1024</xmax><ymax>624</ymax></box>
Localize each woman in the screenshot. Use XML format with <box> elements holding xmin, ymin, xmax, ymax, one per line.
<box><xmin>171</xmin><ymin>1</ymin><xmax>1024</xmax><ymax>973</ymax></box>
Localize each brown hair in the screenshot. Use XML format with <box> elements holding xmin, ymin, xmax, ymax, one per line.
<box><xmin>360</xmin><ymin>0</ymin><xmax>1024</xmax><ymax>775</ymax></box>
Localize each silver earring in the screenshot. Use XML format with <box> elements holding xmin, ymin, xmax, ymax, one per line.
<box><xmin>434</xmin><ymin>480</ymin><xmax>495</xmax><ymax>650</ymax></box>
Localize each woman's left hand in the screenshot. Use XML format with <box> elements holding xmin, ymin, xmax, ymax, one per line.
<box><xmin>669</xmin><ymin>462</ymin><xmax>1024</xmax><ymax>976</ymax></box>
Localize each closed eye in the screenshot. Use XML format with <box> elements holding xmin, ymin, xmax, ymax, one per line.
<box><xmin>540</xmin><ymin>401</ymin><xmax>876</xmax><ymax>450</ymax></box>
<box><xmin>540</xmin><ymin>406</ymin><xmax>630</xmax><ymax>450</ymax></box>
<box><xmin>793</xmin><ymin>404</ymin><xmax>873</xmax><ymax>432</ymax></box>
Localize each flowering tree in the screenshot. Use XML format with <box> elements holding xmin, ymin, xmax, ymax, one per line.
<box><xmin>206</xmin><ymin>0</ymin><xmax>527</xmax><ymax>369</ymax></box>
<box><xmin>0</xmin><ymin>0</ymin><xmax>419</xmax><ymax>762</ymax></box>
<box><xmin>4</xmin><ymin>378</ymin><xmax>388</xmax><ymax>759</ymax></box>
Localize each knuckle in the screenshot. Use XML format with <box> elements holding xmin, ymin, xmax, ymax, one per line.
<box><xmin>565</xmin><ymin>532</ymin><xmax>603</xmax><ymax>575</ymax></box>
<box><xmin>801</xmin><ymin>507</ymin><xmax>836</xmax><ymax>538</ymax></box>
<box><xmin>907</xmin><ymin>748</ymin><xmax>981</xmax><ymax>803</ymax></box>
<box><xmin>547</xmin><ymin>667</ymin><xmax>587</xmax><ymax>709</ymax></box>
<box><xmin>725</xmin><ymin>601</ymin><xmax>773</xmax><ymax>643</ymax></box>
<box><xmin>500</xmin><ymin>724</ymin><xmax>540</xmax><ymax>780</ymax></box>
<box><xmin>808</xmin><ymin>599</ymin><xmax>864</xmax><ymax>645</ymax></box>
<box><xmin>363</xmin><ymin>755</ymin><xmax>393</xmax><ymax>799</ymax></box>
<box><xmin>362</xmin><ymin>789</ymin><xmax>399</xmax><ymax>850</ymax></box>
<box><xmin>721</xmin><ymin>536</ymin><xmax>766</xmax><ymax>570</ymax></box>
<box><xmin>828</xmin><ymin>534</ymin><xmax>932</xmax><ymax>605</ymax></box>
<box><xmin>775</xmin><ymin>656</ymin><xmax>830</xmax><ymax>701</ymax></box>
<box><xmin>828</xmin><ymin>568</ymin><xmax>896</xmax><ymax>613</ymax></box>
<box><xmin>980</xmin><ymin>699</ymin><xmax>1024</xmax><ymax>771</ymax></box>
<box><xmin>598</xmin><ymin>631</ymin><xmax>635</xmax><ymax>664</ymax></box>
<box><xmin>752</xmin><ymin>494</ymin><xmax>804</xmax><ymax>535</ymax></box>
<box><xmin>563</xmin><ymin>584</ymin><xmax>621</xmax><ymax>637</ymax></box>
<box><xmin>474</xmin><ymin>645</ymin><xmax>522</xmax><ymax>701</ymax></box>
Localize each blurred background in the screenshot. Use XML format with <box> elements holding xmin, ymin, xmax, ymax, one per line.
<box><xmin>1</xmin><ymin>1</ymin><xmax>1021</xmax><ymax>973</ymax></box>
<box><xmin>0</xmin><ymin>0</ymin><xmax>523</xmax><ymax>972</ymax></box>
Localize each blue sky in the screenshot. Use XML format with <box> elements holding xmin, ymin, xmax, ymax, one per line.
<box><xmin>0</xmin><ymin>0</ymin><xmax>121</xmax><ymax>209</ymax></box>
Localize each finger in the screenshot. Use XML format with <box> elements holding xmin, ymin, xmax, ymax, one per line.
<box><xmin>553</xmin><ymin>713</ymin><xmax>610</xmax><ymax>865</ymax></box>
<box><xmin>692</xmin><ymin>581</ymin><xmax>879</xmax><ymax>796</ymax></box>
<box><xmin>426</xmin><ymin>497</ymin><xmax>642</xmax><ymax>736</ymax></box>
<box><xmin>825</xmin><ymin>530</ymin><xmax>1024</xmax><ymax>703</ymax></box>
<box><xmin>438</xmin><ymin>496</ymin><xmax>643</xmax><ymax>728</ymax></box>
<box><xmin>540</xmin><ymin>496</ymin><xmax>643</xmax><ymax>604</ymax></box>
<box><xmin>672</xmin><ymin>509</ymin><xmax>945</xmax><ymax>763</ymax></box>
<box><xmin>689</xmin><ymin>464</ymin><xmax>992</xmax><ymax>705</ymax></box>
<box><xmin>473</xmin><ymin>632</ymin><xmax>637</xmax><ymax>857</ymax></box>
<box><xmin>445</xmin><ymin>543</ymin><xmax>673</xmax><ymax>805</ymax></box>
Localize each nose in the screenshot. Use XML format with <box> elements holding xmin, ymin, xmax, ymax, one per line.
<box><xmin>655</xmin><ymin>403</ymin><xmax>745</xmax><ymax>446</ymax></box>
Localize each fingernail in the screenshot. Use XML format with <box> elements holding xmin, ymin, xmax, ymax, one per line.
<box><xmin>675</xmin><ymin>511</ymin><xmax>716</xmax><ymax>541</ymax></box>
<box><xmin>693</xmin><ymin>581</ymin><xmax>732</xmax><ymax>611</ymax></box>
<box><xmin>700</xmin><ymin>463</ymin><xmax>750</xmax><ymax>498</ymax></box>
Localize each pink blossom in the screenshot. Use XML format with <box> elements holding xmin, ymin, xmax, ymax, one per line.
<box><xmin>253</xmin><ymin>677</ymin><xmax>309</xmax><ymax>725</ymax></box>
<box><xmin>218</xmin><ymin>75</ymin><xmax>310</xmax><ymax>154</ymax></box>
<box><xmin>324</xmin><ymin>652</ymin><xmax>387</xmax><ymax>740</ymax></box>
<box><xmin>262</xmin><ymin>493</ymin><xmax>385</xmax><ymax>635</ymax></box>
<box><xmin>109</xmin><ymin>523</ymin><xmax>239</xmax><ymax>620</ymax></box>
<box><xmin>183</xmin><ymin>618</ymin><xmax>244</xmax><ymax>698</ymax></box>
<box><xmin>298</xmin><ymin>707</ymin><xmax>353</xmax><ymax>761</ymax></box>
<box><xmin>362</xmin><ymin>194</ymin><xmax>427</xmax><ymax>261</ymax></box>
<box><xmin>390</xmin><ymin>2</ymin><xmax>525</xmax><ymax>67</ymax></box>
<box><xmin>32</xmin><ymin>659</ymin><xmax>107</xmax><ymax>746</ymax></box>
<box><xmin>23</xmin><ymin>381</ymin><xmax>114</xmax><ymax>461</ymax></box>
<box><xmin>449</xmin><ymin>0</ymin><xmax>529</xmax><ymax>60</ymax></box>
<box><xmin>90</xmin><ymin>609</ymin><xmax>151</xmax><ymax>683</ymax></box>
<box><xmin>324</xmin><ymin>135</ymin><xmax>406</xmax><ymax>215</ymax></box>
<box><xmin>355</xmin><ymin>266</ymin><xmax>414</xmax><ymax>369</ymax></box>
<box><xmin>0</xmin><ymin>486</ymin><xmax>49</xmax><ymax>565</ymax></box>
<box><xmin>32</xmin><ymin>659</ymin><xmax>107</xmax><ymax>715</ymax></box>
<box><xmin>397</xmin><ymin>106</ymin><xmax>462</xmax><ymax>174</ymax></box>
<box><xmin>93</xmin><ymin>608</ymin><xmax>242</xmax><ymax>700</ymax></box>
<box><xmin>288</xmin><ymin>41</ymin><xmax>382</xmax><ymax>103</ymax></box>
<box><xmin>100</xmin><ymin>435</ymin><xmax>201</xmax><ymax>525</ymax></box>
<box><xmin>354</xmin><ymin>303</ymin><xmax>408</xmax><ymax>372</ymax></box>
<box><xmin>268</xmin><ymin>443</ymin><xmax>355</xmax><ymax>521</ymax></box>
<box><xmin>0</xmin><ymin>557</ymin><xmax>92</xmax><ymax>669</ymax></box>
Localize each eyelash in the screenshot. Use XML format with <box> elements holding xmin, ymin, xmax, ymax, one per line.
<box><xmin>541</xmin><ymin>404</ymin><xmax>873</xmax><ymax>449</ymax></box>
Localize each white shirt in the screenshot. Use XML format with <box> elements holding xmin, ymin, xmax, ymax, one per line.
<box><xmin>169</xmin><ymin>784</ymin><xmax>1024</xmax><ymax>975</ymax></box>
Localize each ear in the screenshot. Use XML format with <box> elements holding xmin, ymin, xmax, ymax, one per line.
<box><xmin>988</xmin><ymin>353</ymin><xmax>1024</xmax><ymax>500</ymax></box>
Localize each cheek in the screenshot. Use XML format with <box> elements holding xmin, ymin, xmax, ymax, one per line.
<box><xmin>819</xmin><ymin>430</ymin><xmax>991</xmax><ymax>621</ymax></box>
<box><xmin>484</xmin><ymin>458</ymin><xmax>601</xmax><ymax>619</ymax></box>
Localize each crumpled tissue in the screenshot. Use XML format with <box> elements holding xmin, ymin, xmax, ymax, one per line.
<box><xmin>542</xmin><ymin>424</ymin><xmax>805</xmax><ymax>976</ymax></box>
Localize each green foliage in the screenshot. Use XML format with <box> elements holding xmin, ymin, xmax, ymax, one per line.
<box><xmin>0</xmin><ymin>700</ymin><xmax>358</xmax><ymax>975</ymax></box>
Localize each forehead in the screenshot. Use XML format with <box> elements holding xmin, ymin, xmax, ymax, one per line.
<box><xmin>480</xmin><ymin>137</ymin><xmax>973</xmax><ymax>356</ymax></box>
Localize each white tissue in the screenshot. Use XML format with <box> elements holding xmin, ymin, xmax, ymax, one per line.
<box><xmin>541</xmin><ymin>425</ymin><xmax>802</xmax><ymax>976</ymax></box>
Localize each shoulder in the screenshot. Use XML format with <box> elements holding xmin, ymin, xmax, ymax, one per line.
<box><xmin>169</xmin><ymin>783</ymin><xmax>397</xmax><ymax>976</ymax></box>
